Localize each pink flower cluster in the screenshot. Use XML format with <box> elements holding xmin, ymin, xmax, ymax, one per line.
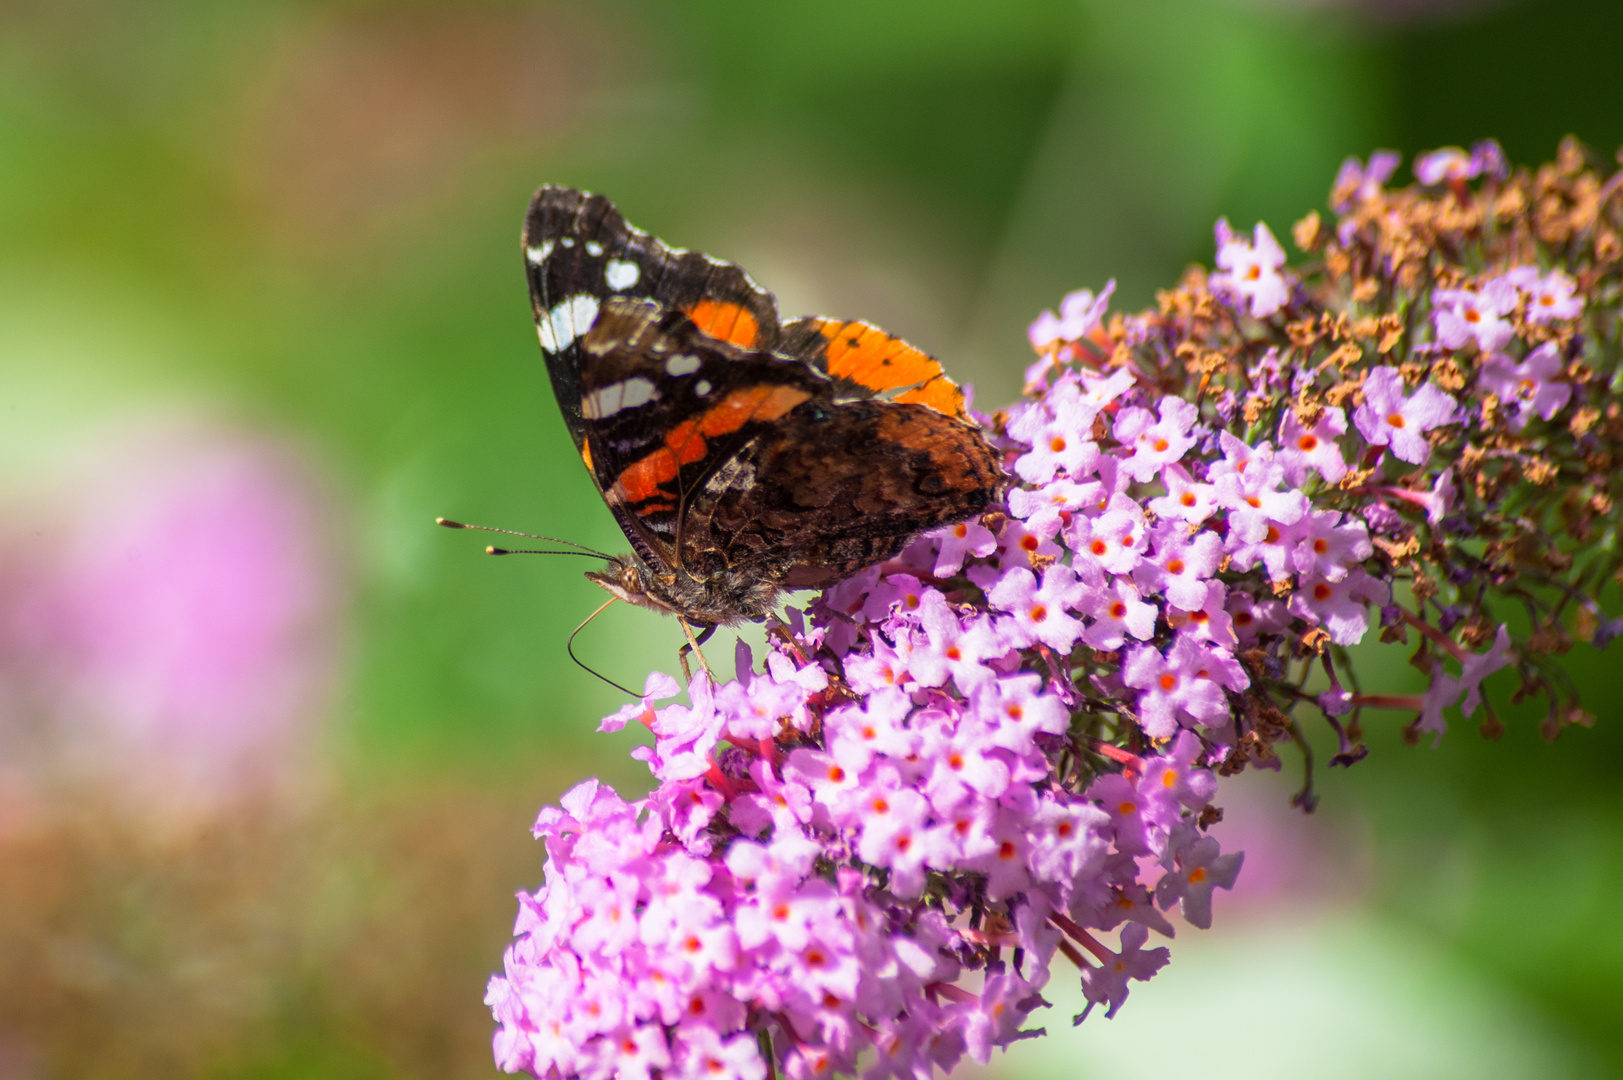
<box><xmin>487</xmin><ymin>533</ymin><xmax>1239</xmax><ymax>1078</ymax></box>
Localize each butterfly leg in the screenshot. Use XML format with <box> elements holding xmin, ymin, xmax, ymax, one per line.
<box><xmin>764</xmin><ymin>614</ymin><xmax>809</xmax><ymax>666</ymax></box>
<box><xmin>677</xmin><ymin>619</ymin><xmax>717</xmax><ymax>683</ymax></box>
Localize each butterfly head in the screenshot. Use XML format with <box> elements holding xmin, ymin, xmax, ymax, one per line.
<box><xmin>585</xmin><ymin>553</ymin><xmax>784</xmax><ymax>628</ymax></box>
<box><xmin>585</xmin><ymin>555</ymin><xmax>672</xmax><ymax>614</ymax></box>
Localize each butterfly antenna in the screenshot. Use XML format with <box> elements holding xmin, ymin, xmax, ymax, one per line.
<box><xmin>436</xmin><ymin>517</ymin><xmax>613</xmax><ymax>560</ymax></box>
<box><xmin>568</xmin><ymin>597</ymin><xmax>638</xmax><ymax>696</ymax></box>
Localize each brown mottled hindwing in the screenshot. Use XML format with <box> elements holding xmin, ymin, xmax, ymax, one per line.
<box><xmin>683</xmin><ymin>400</ymin><xmax>1006</xmax><ymax>587</ymax></box>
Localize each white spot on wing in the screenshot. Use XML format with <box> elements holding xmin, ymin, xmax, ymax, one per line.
<box><xmin>542</xmin><ymin>294</ymin><xmax>600</xmax><ymax>355</ymax></box>
<box><xmin>694</xmin><ymin>379</ymin><xmax>712</xmax><ymax>397</ymax></box>
<box><xmin>560</xmin><ymin>236</ymin><xmax>575</xmax><ymax>248</ymax></box>
<box><xmin>605</xmin><ymin>259</ymin><xmax>640</xmax><ymax>290</ymax></box>
<box><xmin>618</xmin><ymin>377</ymin><xmax>658</xmax><ymax>409</ymax></box>
<box><xmin>581</xmin><ymin>377</ymin><xmax>659</xmax><ymax>419</ymax></box>
<box><xmin>585</xmin><ymin>241</ymin><xmax>604</xmax><ymax>256</ymax></box>
<box><xmin>665</xmin><ymin>353</ymin><xmax>702</xmax><ymax>377</ymax></box>
<box><xmin>525</xmin><ymin>240</ymin><xmax>555</xmax><ymax>265</ymax></box>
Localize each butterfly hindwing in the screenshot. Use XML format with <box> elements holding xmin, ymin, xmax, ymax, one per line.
<box><xmin>681</xmin><ymin>398</ymin><xmax>1006</xmax><ymax>587</ymax></box>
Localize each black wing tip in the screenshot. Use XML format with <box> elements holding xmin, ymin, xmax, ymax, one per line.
<box><xmin>529</xmin><ymin>183</ymin><xmax>589</xmax><ymax>211</ymax></box>
<box><xmin>524</xmin><ymin>185</ymin><xmax>623</xmax><ymax>236</ymax></box>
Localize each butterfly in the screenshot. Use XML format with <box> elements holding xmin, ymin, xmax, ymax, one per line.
<box><xmin>518</xmin><ymin>186</ymin><xmax>1009</xmax><ymax>672</ymax></box>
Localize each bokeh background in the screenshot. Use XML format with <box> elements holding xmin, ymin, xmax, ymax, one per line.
<box><xmin>1</xmin><ymin>0</ymin><xmax>1620</xmax><ymax>1076</ymax></box>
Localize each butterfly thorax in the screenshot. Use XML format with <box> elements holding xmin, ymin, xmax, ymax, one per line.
<box><xmin>586</xmin><ymin>554</ymin><xmax>785</xmax><ymax>627</ymax></box>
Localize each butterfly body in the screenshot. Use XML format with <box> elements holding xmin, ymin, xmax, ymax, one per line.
<box><xmin>524</xmin><ymin>186</ymin><xmax>1008</xmax><ymax>629</ymax></box>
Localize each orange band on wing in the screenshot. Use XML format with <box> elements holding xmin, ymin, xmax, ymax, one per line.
<box><xmin>619</xmin><ymin>425</ymin><xmax>709</xmax><ymax>505</ymax></box>
<box><xmin>615</xmin><ymin>386</ymin><xmax>811</xmax><ymax>506</ymax></box>
<box><xmin>663</xmin><ymin>417</ymin><xmax>711</xmax><ymax>467</ymax></box>
<box><xmin>698</xmin><ymin>385</ymin><xmax>811</xmax><ymax>437</ymax></box>
<box><xmin>617</xmin><ymin>451</ymin><xmax>679</xmax><ymax>504</ymax></box>
<box><xmin>893</xmin><ymin>378</ymin><xmax>965</xmax><ymax>416</ymax></box>
<box><xmin>815</xmin><ymin>319</ymin><xmax>966</xmax><ymax>417</ymax></box>
<box><xmin>685</xmin><ymin>300</ymin><xmax>761</xmax><ymax>348</ymax></box>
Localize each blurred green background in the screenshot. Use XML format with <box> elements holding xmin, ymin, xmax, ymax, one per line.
<box><xmin>0</xmin><ymin>0</ymin><xmax>1620</xmax><ymax>1077</ymax></box>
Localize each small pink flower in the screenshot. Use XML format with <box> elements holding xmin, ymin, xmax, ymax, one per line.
<box><xmin>1113</xmin><ymin>397</ymin><xmax>1200</xmax><ymax>484</ymax></box>
<box><xmin>1009</xmin><ymin>477</ymin><xmax>1103</xmax><ymax>537</ymax></box>
<box><xmin>918</xmin><ymin>598</ymin><xmax>1009</xmax><ymax>695</ymax></box>
<box><xmin>1078</xmin><ymin>923</ymin><xmax>1170</xmax><ymax>1019</ymax></box>
<box><xmin>976</xmin><ymin>673</ymin><xmax>1071</xmax><ymax>756</ymax></box>
<box><xmin>1028</xmin><ymin>282</ymin><xmax>1115</xmax><ymax>349</ymax></box>
<box><xmin>1504</xmin><ymin>266</ymin><xmax>1584</xmax><ymax>323</ymax></box>
<box><xmin>1007</xmin><ymin>382</ymin><xmax>1103</xmax><ymax>485</ymax></box>
<box><xmin>1288</xmin><ymin>568</ymin><xmax>1391</xmax><ymax>645</ymax></box>
<box><xmin>988</xmin><ymin>564</ymin><xmax>1087</xmax><ymax>653</ymax></box>
<box><xmin>1226</xmin><ymin>591</ymin><xmax>1288</xmax><ymax>642</ymax></box>
<box><xmin>1390</xmin><ymin>467</ymin><xmax>1458</xmax><ymax>526</ymax></box>
<box><xmin>1166</xmin><ymin>580</ymin><xmax>1236</xmax><ymax>649</ymax></box>
<box><xmin>1211</xmin><ymin>220</ymin><xmax>1290</xmax><ymax>318</ymax></box>
<box><xmin>966</xmin><ymin>518</ymin><xmax>1063</xmax><ymax>591</ymax></box>
<box><xmin>1331</xmin><ymin>150</ymin><xmax>1400</xmax><ymax>210</ymax></box>
<box><xmin>673</xmin><ymin>1031</ymin><xmax>767</xmax><ymax>1080</ymax></box>
<box><xmin>1352</xmin><ymin>366</ymin><xmax>1457</xmax><ymax>465</ymax></box>
<box><xmin>1067</xmin><ymin>492</ymin><xmax>1148</xmax><ymax>581</ymax></box>
<box><xmin>1414</xmin><ymin>673</ymin><xmax>1463</xmax><ymax>746</ymax></box>
<box><xmin>1133</xmin><ymin>524</ymin><xmax>1223</xmax><ymax>611</ymax></box>
<box><xmin>1433</xmin><ymin>278</ymin><xmax>1518</xmax><ymax>352</ymax></box>
<box><xmin>1287</xmin><ymin>510</ymin><xmax>1372</xmax><ymax>583</ymax></box>
<box><xmin>1479</xmin><ymin>343</ymin><xmax>1572</xmax><ymax>429</ymax></box>
<box><xmin>1154</xmin><ymin>830</ymin><xmax>1243</xmax><ymax>929</ymax></box>
<box><xmin>1146</xmin><ymin>463</ymin><xmax>1219</xmax><ymax>524</ymax></box>
<box><xmin>855</xmin><ymin>780</ymin><xmax>943</xmax><ymax>899</ymax></box>
<box><xmin>1087</xmin><ymin>773</ymin><xmax>1154</xmax><ymax>856</ymax></box>
<box><xmin>1277</xmin><ymin>405</ymin><xmax>1349</xmax><ymax>485</ymax></box>
<box><xmin>1078</xmin><ymin>578</ymin><xmax>1158</xmax><ymax>651</ymax></box>
<box><xmin>1122</xmin><ymin>638</ymin><xmax>1248</xmax><ymax>738</ymax></box>
<box><xmin>1138</xmin><ymin>732</ymin><xmax>1219</xmax><ymax>827</ymax></box>
<box><xmin>1459</xmin><ymin>625</ymin><xmax>1514</xmax><ymax>718</ymax></box>
<box><xmin>1208</xmin><ymin>434</ymin><xmax>1308</xmax><ymax>544</ymax></box>
<box><xmin>926</xmin><ymin>518</ymin><xmax>1000</xmax><ymax>577</ymax></box>
<box><xmin>1414</xmin><ymin>146</ymin><xmax>1474</xmax><ymax>185</ymax></box>
<box><xmin>1026</xmin><ymin>282</ymin><xmax>1116</xmax><ymax>389</ymax></box>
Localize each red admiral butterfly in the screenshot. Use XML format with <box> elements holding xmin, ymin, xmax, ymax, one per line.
<box><xmin>517</xmin><ymin>186</ymin><xmax>1008</xmax><ymax>666</ymax></box>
